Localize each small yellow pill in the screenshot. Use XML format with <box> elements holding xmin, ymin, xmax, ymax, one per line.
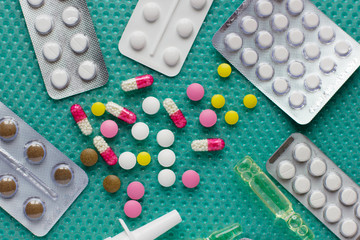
<box><xmin>243</xmin><ymin>94</ymin><xmax>257</xmax><ymax>109</ymax></box>
<box><xmin>91</xmin><ymin>102</ymin><xmax>106</xmax><ymax>116</ymax></box>
<box><xmin>217</xmin><ymin>63</ymin><xmax>232</xmax><ymax>78</ymax></box>
<box><xmin>211</xmin><ymin>94</ymin><xmax>226</xmax><ymax>109</ymax></box>
<box><xmin>225</xmin><ymin>111</ymin><xmax>239</xmax><ymax>125</ymax></box>
<box><xmin>137</xmin><ymin>152</ymin><xmax>151</xmax><ymax>166</ymax></box>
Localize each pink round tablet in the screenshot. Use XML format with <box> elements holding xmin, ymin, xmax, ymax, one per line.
<box><xmin>199</xmin><ymin>109</ymin><xmax>217</xmax><ymax>127</ymax></box>
<box><xmin>187</xmin><ymin>83</ymin><xmax>205</xmax><ymax>101</ymax></box>
<box><xmin>100</xmin><ymin>120</ymin><xmax>118</xmax><ymax>138</ymax></box>
<box><xmin>182</xmin><ymin>170</ymin><xmax>200</xmax><ymax>188</ymax></box>
<box><xmin>124</xmin><ymin>200</ymin><xmax>142</xmax><ymax>218</ymax></box>
<box><xmin>127</xmin><ymin>181</ymin><xmax>145</xmax><ymax>200</ymax></box>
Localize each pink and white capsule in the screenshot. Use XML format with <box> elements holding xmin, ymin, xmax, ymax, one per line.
<box><xmin>93</xmin><ymin>136</ymin><xmax>118</xmax><ymax>165</ymax></box>
<box><xmin>191</xmin><ymin>139</ymin><xmax>225</xmax><ymax>151</ymax></box>
<box><xmin>105</xmin><ymin>102</ymin><xmax>137</xmax><ymax>124</ymax></box>
<box><xmin>163</xmin><ymin>98</ymin><xmax>187</xmax><ymax>128</ymax></box>
<box><xmin>70</xmin><ymin>104</ymin><xmax>93</xmax><ymax>136</ymax></box>
<box><xmin>121</xmin><ymin>74</ymin><xmax>154</xmax><ymax>92</ymax></box>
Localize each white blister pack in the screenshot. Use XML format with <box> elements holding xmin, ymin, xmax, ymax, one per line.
<box><xmin>0</xmin><ymin>102</ymin><xmax>88</xmax><ymax>236</ymax></box>
<box><xmin>266</xmin><ymin>133</ymin><xmax>360</xmax><ymax>240</ymax></box>
<box><xmin>18</xmin><ymin>0</ymin><xmax>108</xmax><ymax>99</ymax></box>
<box><xmin>212</xmin><ymin>0</ymin><xmax>360</xmax><ymax>124</ymax></box>
<box><xmin>118</xmin><ymin>0</ymin><xmax>214</xmax><ymax>77</ymax></box>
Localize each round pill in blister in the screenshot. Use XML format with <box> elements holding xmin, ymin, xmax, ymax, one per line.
<box><xmin>78</xmin><ymin>61</ymin><xmax>97</xmax><ymax>81</ymax></box>
<box><xmin>318</xmin><ymin>26</ymin><xmax>335</xmax><ymax>44</ymax></box>
<box><xmin>356</xmin><ymin>205</ymin><xmax>360</xmax><ymax>219</ymax></box>
<box><xmin>240</xmin><ymin>48</ymin><xmax>258</xmax><ymax>67</ymax></box>
<box><xmin>24</xmin><ymin>141</ymin><xmax>46</xmax><ymax>164</ymax></box>
<box><xmin>255</xmin><ymin>31</ymin><xmax>273</xmax><ymax>50</ymax></box>
<box><xmin>0</xmin><ymin>175</ymin><xmax>18</xmax><ymax>198</ymax></box>
<box><xmin>293</xmin><ymin>143</ymin><xmax>311</xmax><ymax>162</ymax></box>
<box><xmin>24</xmin><ymin>197</ymin><xmax>45</xmax><ymax>220</ymax></box>
<box><xmin>27</xmin><ymin>0</ymin><xmax>44</xmax><ymax>8</ymax></box>
<box><xmin>293</xmin><ymin>175</ymin><xmax>311</xmax><ymax>194</ymax></box>
<box><xmin>256</xmin><ymin>63</ymin><xmax>274</xmax><ymax>81</ymax></box>
<box><xmin>70</xmin><ymin>33</ymin><xmax>89</xmax><ymax>54</ymax></box>
<box><xmin>143</xmin><ymin>2</ymin><xmax>160</xmax><ymax>22</ymax></box>
<box><xmin>62</xmin><ymin>6</ymin><xmax>80</xmax><ymax>27</ymax></box>
<box><xmin>190</xmin><ymin>0</ymin><xmax>206</xmax><ymax>10</ymax></box>
<box><xmin>304</xmin><ymin>75</ymin><xmax>321</xmax><ymax>92</ymax></box>
<box><xmin>335</xmin><ymin>41</ymin><xmax>352</xmax><ymax>57</ymax></box>
<box><xmin>303</xmin><ymin>12</ymin><xmax>320</xmax><ymax>30</ymax></box>
<box><xmin>224</xmin><ymin>33</ymin><xmax>242</xmax><ymax>51</ymax></box>
<box><xmin>287</xmin><ymin>28</ymin><xmax>305</xmax><ymax>47</ymax></box>
<box><xmin>0</xmin><ymin>117</ymin><xmax>19</xmax><ymax>141</ymax></box>
<box><xmin>324</xmin><ymin>205</ymin><xmax>342</xmax><ymax>223</ymax></box>
<box><xmin>308</xmin><ymin>157</ymin><xmax>326</xmax><ymax>177</ymax></box>
<box><xmin>286</xmin><ymin>0</ymin><xmax>304</xmax><ymax>16</ymax></box>
<box><xmin>272</xmin><ymin>46</ymin><xmax>289</xmax><ymax>63</ymax></box>
<box><xmin>288</xmin><ymin>61</ymin><xmax>305</xmax><ymax>78</ymax></box>
<box><xmin>163</xmin><ymin>47</ymin><xmax>180</xmax><ymax>67</ymax></box>
<box><xmin>340</xmin><ymin>188</ymin><xmax>358</xmax><ymax>206</ymax></box>
<box><xmin>340</xmin><ymin>219</ymin><xmax>358</xmax><ymax>238</ymax></box>
<box><xmin>42</xmin><ymin>42</ymin><xmax>62</xmax><ymax>63</ymax></box>
<box><xmin>35</xmin><ymin>15</ymin><xmax>53</xmax><ymax>35</ymax></box>
<box><xmin>51</xmin><ymin>69</ymin><xmax>69</xmax><ymax>90</ymax></box>
<box><xmin>255</xmin><ymin>0</ymin><xmax>273</xmax><ymax>18</ymax></box>
<box><xmin>289</xmin><ymin>92</ymin><xmax>306</xmax><ymax>109</ymax></box>
<box><xmin>272</xmin><ymin>78</ymin><xmax>290</xmax><ymax>95</ymax></box>
<box><xmin>239</xmin><ymin>16</ymin><xmax>258</xmax><ymax>35</ymax></box>
<box><xmin>52</xmin><ymin>164</ymin><xmax>74</xmax><ymax>186</ymax></box>
<box><xmin>319</xmin><ymin>57</ymin><xmax>336</xmax><ymax>74</ymax></box>
<box><xmin>308</xmin><ymin>191</ymin><xmax>326</xmax><ymax>209</ymax></box>
<box><xmin>271</xmin><ymin>14</ymin><xmax>289</xmax><ymax>32</ymax></box>
<box><xmin>277</xmin><ymin>160</ymin><xmax>296</xmax><ymax>180</ymax></box>
<box><xmin>303</xmin><ymin>43</ymin><xmax>320</xmax><ymax>61</ymax></box>
<box><xmin>129</xmin><ymin>31</ymin><xmax>146</xmax><ymax>51</ymax></box>
<box><xmin>324</xmin><ymin>172</ymin><xmax>342</xmax><ymax>191</ymax></box>
<box><xmin>176</xmin><ymin>18</ymin><xmax>193</xmax><ymax>39</ymax></box>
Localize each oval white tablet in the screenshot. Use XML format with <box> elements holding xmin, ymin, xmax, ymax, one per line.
<box><xmin>142</xmin><ymin>96</ymin><xmax>160</xmax><ymax>115</ymax></box>
<box><xmin>293</xmin><ymin>143</ymin><xmax>311</xmax><ymax>162</ymax></box>
<box><xmin>42</xmin><ymin>42</ymin><xmax>62</xmax><ymax>62</ymax></box>
<box><xmin>158</xmin><ymin>149</ymin><xmax>176</xmax><ymax>167</ymax></box>
<box><xmin>70</xmin><ymin>33</ymin><xmax>89</xmax><ymax>54</ymax></box>
<box><xmin>190</xmin><ymin>0</ymin><xmax>206</xmax><ymax>10</ymax></box>
<box><xmin>158</xmin><ymin>169</ymin><xmax>176</xmax><ymax>187</ymax></box>
<box><xmin>163</xmin><ymin>47</ymin><xmax>180</xmax><ymax>67</ymax></box>
<box><xmin>50</xmin><ymin>69</ymin><xmax>69</xmax><ymax>90</ymax></box>
<box><xmin>319</xmin><ymin>57</ymin><xmax>336</xmax><ymax>74</ymax></box>
<box><xmin>224</xmin><ymin>33</ymin><xmax>243</xmax><ymax>51</ymax></box>
<box><xmin>324</xmin><ymin>205</ymin><xmax>342</xmax><ymax>223</ymax></box>
<box><xmin>35</xmin><ymin>15</ymin><xmax>53</xmax><ymax>35</ymax></box>
<box><xmin>129</xmin><ymin>31</ymin><xmax>146</xmax><ymax>51</ymax></box>
<box><xmin>157</xmin><ymin>129</ymin><xmax>175</xmax><ymax>147</ymax></box>
<box><xmin>255</xmin><ymin>0</ymin><xmax>273</xmax><ymax>18</ymax></box>
<box><xmin>340</xmin><ymin>219</ymin><xmax>358</xmax><ymax>238</ymax></box>
<box><xmin>27</xmin><ymin>0</ymin><xmax>44</xmax><ymax>8</ymax></box>
<box><xmin>335</xmin><ymin>41</ymin><xmax>352</xmax><ymax>57</ymax></box>
<box><xmin>288</xmin><ymin>61</ymin><xmax>305</xmax><ymax>78</ymax></box>
<box><xmin>255</xmin><ymin>31</ymin><xmax>273</xmax><ymax>49</ymax></box>
<box><xmin>240</xmin><ymin>48</ymin><xmax>258</xmax><ymax>67</ymax></box>
<box><xmin>289</xmin><ymin>92</ymin><xmax>306</xmax><ymax>109</ymax></box>
<box><xmin>286</xmin><ymin>0</ymin><xmax>304</xmax><ymax>16</ymax></box>
<box><xmin>308</xmin><ymin>157</ymin><xmax>326</xmax><ymax>177</ymax></box>
<box><xmin>271</xmin><ymin>14</ymin><xmax>289</xmax><ymax>32</ymax></box>
<box><xmin>293</xmin><ymin>175</ymin><xmax>311</xmax><ymax>194</ymax></box>
<box><xmin>176</xmin><ymin>18</ymin><xmax>193</xmax><ymax>39</ymax></box>
<box><xmin>78</xmin><ymin>61</ymin><xmax>97</xmax><ymax>81</ymax></box>
<box><xmin>308</xmin><ymin>190</ymin><xmax>326</xmax><ymax>209</ymax></box>
<box><xmin>304</xmin><ymin>75</ymin><xmax>321</xmax><ymax>92</ymax></box>
<box><xmin>118</xmin><ymin>152</ymin><xmax>136</xmax><ymax>170</ymax></box>
<box><xmin>272</xmin><ymin>78</ymin><xmax>289</xmax><ymax>95</ymax></box>
<box><xmin>239</xmin><ymin>16</ymin><xmax>258</xmax><ymax>35</ymax></box>
<box><xmin>62</xmin><ymin>6</ymin><xmax>80</xmax><ymax>27</ymax></box>
<box><xmin>277</xmin><ymin>160</ymin><xmax>296</xmax><ymax>180</ymax></box>
<box><xmin>324</xmin><ymin>172</ymin><xmax>342</xmax><ymax>191</ymax></box>
<box><xmin>143</xmin><ymin>2</ymin><xmax>160</xmax><ymax>22</ymax></box>
<box><xmin>340</xmin><ymin>188</ymin><xmax>358</xmax><ymax>206</ymax></box>
<box><xmin>318</xmin><ymin>26</ymin><xmax>335</xmax><ymax>44</ymax></box>
<box><xmin>131</xmin><ymin>122</ymin><xmax>149</xmax><ymax>140</ymax></box>
<box><xmin>287</xmin><ymin>28</ymin><xmax>305</xmax><ymax>47</ymax></box>
<box><xmin>256</xmin><ymin>63</ymin><xmax>274</xmax><ymax>81</ymax></box>
<box><xmin>303</xmin><ymin>43</ymin><xmax>320</xmax><ymax>61</ymax></box>
<box><xmin>303</xmin><ymin>12</ymin><xmax>320</xmax><ymax>30</ymax></box>
<box><xmin>272</xmin><ymin>45</ymin><xmax>289</xmax><ymax>63</ymax></box>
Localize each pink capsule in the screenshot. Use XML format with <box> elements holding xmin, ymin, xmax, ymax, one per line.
<box><xmin>121</xmin><ymin>74</ymin><xmax>154</xmax><ymax>92</ymax></box>
<box><xmin>70</xmin><ymin>104</ymin><xmax>93</xmax><ymax>136</ymax></box>
<box><xmin>93</xmin><ymin>136</ymin><xmax>118</xmax><ymax>165</ymax></box>
<box><xmin>163</xmin><ymin>98</ymin><xmax>187</xmax><ymax>128</ymax></box>
<box><xmin>191</xmin><ymin>139</ymin><xmax>225</xmax><ymax>152</ymax></box>
<box><xmin>105</xmin><ymin>102</ymin><xmax>137</xmax><ymax>124</ymax></box>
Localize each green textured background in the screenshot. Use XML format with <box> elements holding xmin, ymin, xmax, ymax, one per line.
<box><xmin>0</xmin><ymin>0</ymin><xmax>359</xmax><ymax>239</ymax></box>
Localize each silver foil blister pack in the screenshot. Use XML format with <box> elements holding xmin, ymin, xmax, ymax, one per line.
<box><xmin>266</xmin><ymin>133</ymin><xmax>360</xmax><ymax>239</ymax></box>
<box><xmin>0</xmin><ymin>102</ymin><xmax>88</xmax><ymax>236</ymax></box>
<box><xmin>18</xmin><ymin>0</ymin><xmax>108</xmax><ymax>99</ymax></box>
<box><xmin>212</xmin><ymin>0</ymin><xmax>360</xmax><ymax>124</ymax></box>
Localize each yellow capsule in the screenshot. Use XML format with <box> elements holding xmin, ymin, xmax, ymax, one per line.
<box><xmin>137</xmin><ymin>152</ymin><xmax>151</xmax><ymax>166</ymax></box>
<box><xmin>211</xmin><ymin>94</ymin><xmax>226</xmax><ymax>109</ymax></box>
<box><xmin>225</xmin><ymin>111</ymin><xmax>239</xmax><ymax>125</ymax></box>
<box><xmin>217</xmin><ymin>63</ymin><xmax>232</xmax><ymax>78</ymax></box>
<box><xmin>91</xmin><ymin>102</ymin><xmax>106</xmax><ymax>116</ymax></box>
<box><xmin>243</xmin><ymin>94</ymin><xmax>257</xmax><ymax>109</ymax></box>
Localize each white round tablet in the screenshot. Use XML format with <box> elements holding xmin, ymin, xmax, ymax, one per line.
<box><xmin>158</xmin><ymin>149</ymin><xmax>176</xmax><ymax>167</ymax></box>
<box><xmin>277</xmin><ymin>160</ymin><xmax>296</xmax><ymax>180</ymax></box>
<box><xmin>308</xmin><ymin>191</ymin><xmax>326</xmax><ymax>209</ymax></box>
<box><xmin>335</xmin><ymin>41</ymin><xmax>352</xmax><ymax>57</ymax></box>
<box><xmin>163</xmin><ymin>47</ymin><xmax>180</xmax><ymax>67</ymax></box>
<box><xmin>324</xmin><ymin>205</ymin><xmax>342</xmax><ymax>223</ymax></box>
<box><xmin>256</xmin><ymin>63</ymin><xmax>274</xmax><ymax>81</ymax></box>
<box><xmin>319</xmin><ymin>57</ymin><xmax>336</xmax><ymax>74</ymax></box>
<box><xmin>239</xmin><ymin>16</ymin><xmax>258</xmax><ymax>35</ymax></box>
<box><xmin>288</xmin><ymin>61</ymin><xmax>305</xmax><ymax>78</ymax></box>
<box><xmin>272</xmin><ymin>78</ymin><xmax>290</xmax><ymax>95</ymax></box>
<box><xmin>157</xmin><ymin>129</ymin><xmax>175</xmax><ymax>148</ymax></box>
<box><xmin>240</xmin><ymin>48</ymin><xmax>258</xmax><ymax>67</ymax></box>
<box><xmin>176</xmin><ymin>18</ymin><xmax>193</xmax><ymax>39</ymax></box>
<box><xmin>62</xmin><ymin>6</ymin><xmax>80</xmax><ymax>27</ymax></box>
<box><xmin>318</xmin><ymin>26</ymin><xmax>335</xmax><ymax>44</ymax></box>
<box><xmin>129</xmin><ymin>31</ymin><xmax>146</xmax><ymax>51</ymax></box>
<box><xmin>356</xmin><ymin>205</ymin><xmax>360</xmax><ymax>219</ymax></box>
<box><xmin>272</xmin><ymin>46</ymin><xmax>289</xmax><ymax>63</ymax></box>
<box><xmin>271</xmin><ymin>14</ymin><xmax>289</xmax><ymax>32</ymax></box>
<box><xmin>308</xmin><ymin>157</ymin><xmax>326</xmax><ymax>177</ymax></box>
<box><xmin>324</xmin><ymin>172</ymin><xmax>342</xmax><ymax>191</ymax></box>
<box><xmin>255</xmin><ymin>31</ymin><xmax>273</xmax><ymax>49</ymax></box>
<box><xmin>303</xmin><ymin>43</ymin><xmax>320</xmax><ymax>61</ymax></box>
<box><xmin>289</xmin><ymin>92</ymin><xmax>306</xmax><ymax>109</ymax></box>
<box><xmin>142</xmin><ymin>96</ymin><xmax>160</xmax><ymax>115</ymax></box>
<box><xmin>340</xmin><ymin>188</ymin><xmax>358</xmax><ymax>206</ymax></box>
<box><xmin>190</xmin><ymin>0</ymin><xmax>206</xmax><ymax>10</ymax></box>
<box><xmin>304</xmin><ymin>75</ymin><xmax>321</xmax><ymax>92</ymax></box>
<box><xmin>50</xmin><ymin>69</ymin><xmax>69</xmax><ymax>90</ymax></box>
<box><xmin>293</xmin><ymin>143</ymin><xmax>311</xmax><ymax>162</ymax></box>
<box><xmin>118</xmin><ymin>152</ymin><xmax>136</xmax><ymax>170</ymax></box>
<box><xmin>340</xmin><ymin>219</ymin><xmax>358</xmax><ymax>238</ymax></box>
<box><xmin>287</xmin><ymin>28</ymin><xmax>305</xmax><ymax>47</ymax></box>
<box><xmin>303</xmin><ymin>12</ymin><xmax>320</xmax><ymax>30</ymax></box>
<box><xmin>35</xmin><ymin>15</ymin><xmax>53</xmax><ymax>35</ymax></box>
<box><xmin>143</xmin><ymin>2</ymin><xmax>160</xmax><ymax>22</ymax></box>
<box><xmin>293</xmin><ymin>175</ymin><xmax>311</xmax><ymax>194</ymax></box>
<box><xmin>224</xmin><ymin>33</ymin><xmax>243</xmax><ymax>51</ymax></box>
<box><xmin>42</xmin><ymin>42</ymin><xmax>62</xmax><ymax>62</ymax></box>
<box><xmin>158</xmin><ymin>169</ymin><xmax>176</xmax><ymax>187</ymax></box>
<box><xmin>70</xmin><ymin>33</ymin><xmax>89</xmax><ymax>54</ymax></box>
<box><xmin>27</xmin><ymin>0</ymin><xmax>44</xmax><ymax>8</ymax></box>
<box><xmin>131</xmin><ymin>122</ymin><xmax>149</xmax><ymax>141</ymax></box>
<box><xmin>78</xmin><ymin>61</ymin><xmax>97</xmax><ymax>81</ymax></box>
<box><xmin>255</xmin><ymin>0</ymin><xmax>273</xmax><ymax>18</ymax></box>
<box><xmin>286</xmin><ymin>0</ymin><xmax>304</xmax><ymax>16</ymax></box>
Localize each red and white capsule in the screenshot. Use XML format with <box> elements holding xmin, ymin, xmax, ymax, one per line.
<box><xmin>121</xmin><ymin>74</ymin><xmax>154</xmax><ymax>92</ymax></box>
<box><xmin>163</xmin><ymin>98</ymin><xmax>187</xmax><ymax>128</ymax></box>
<box><xmin>191</xmin><ymin>138</ymin><xmax>225</xmax><ymax>152</ymax></box>
<box><xmin>93</xmin><ymin>136</ymin><xmax>118</xmax><ymax>165</ymax></box>
<box><xmin>105</xmin><ymin>102</ymin><xmax>137</xmax><ymax>124</ymax></box>
<box><xmin>70</xmin><ymin>104</ymin><xmax>93</xmax><ymax>136</ymax></box>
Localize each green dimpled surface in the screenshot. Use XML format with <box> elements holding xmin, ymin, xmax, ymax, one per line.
<box><xmin>0</xmin><ymin>0</ymin><xmax>359</xmax><ymax>239</ymax></box>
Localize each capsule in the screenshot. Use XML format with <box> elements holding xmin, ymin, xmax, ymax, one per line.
<box><xmin>93</xmin><ymin>136</ymin><xmax>118</xmax><ymax>165</ymax></box>
<box><xmin>70</xmin><ymin>104</ymin><xmax>93</xmax><ymax>136</ymax></box>
<box><xmin>105</xmin><ymin>102</ymin><xmax>137</xmax><ymax>124</ymax></box>
<box><xmin>121</xmin><ymin>74</ymin><xmax>154</xmax><ymax>92</ymax></box>
<box><xmin>163</xmin><ymin>98</ymin><xmax>187</xmax><ymax>128</ymax></box>
<box><xmin>191</xmin><ymin>138</ymin><xmax>225</xmax><ymax>152</ymax></box>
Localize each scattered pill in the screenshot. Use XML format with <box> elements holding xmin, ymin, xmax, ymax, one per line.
<box><xmin>211</xmin><ymin>94</ymin><xmax>225</xmax><ymax>109</ymax></box>
<box><xmin>182</xmin><ymin>170</ymin><xmax>200</xmax><ymax>188</ymax></box>
<box><xmin>158</xmin><ymin>169</ymin><xmax>176</xmax><ymax>187</ymax></box>
<box><xmin>303</xmin><ymin>43</ymin><xmax>320</xmax><ymax>60</ymax></box>
<box><xmin>91</xmin><ymin>102</ymin><xmax>106</xmax><ymax>116</ymax></box>
<box><xmin>224</xmin><ymin>33</ymin><xmax>243</xmax><ymax>52</ymax></box>
<box><xmin>302</xmin><ymin>12</ymin><xmax>320</xmax><ymax>30</ymax></box>
<box><xmin>271</xmin><ymin>13</ymin><xmax>289</xmax><ymax>32</ymax></box>
<box><xmin>191</xmin><ymin>138</ymin><xmax>225</xmax><ymax>152</ymax></box>
<box><xmin>70</xmin><ymin>33</ymin><xmax>89</xmax><ymax>54</ymax></box>
<box><xmin>272</xmin><ymin>78</ymin><xmax>290</xmax><ymax>95</ymax></box>
<box><xmin>318</xmin><ymin>26</ymin><xmax>335</xmax><ymax>44</ymax></box>
<box><xmin>100</xmin><ymin>120</ymin><xmax>118</xmax><ymax>138</ymax></box>
<box><xmin>324</xmin><ymin>172</ymin><xmax>342</xmax><ymax>191</ymax></box>
<box><xmin>157</xmin><ymin>129</ymin><xmax>175</xmax><ymax>148</ymax></box>
<box><xmin>52</xmin><ymin>164</ymin><xmax>73</xmax><ymax>186</ymax></box>
<box><xmin>42</xmin><ymin>42</ymin><xmax>62</xmax><ymax>63</ymax></box>
<box><xmin>335</xmin><ymin>41</ymin><xmax>352</xmax><ymax>57</ymax></box>
<box><xmin>324</xmin><ymin>205</ymin><xmax>342</xmax><ymax>223</ymax></box>
<box><xmin>121</xmin><ymin>74</ymin><xmax>154</xmax><ymax>92</ymax></box>
<box><xmin>127</xmin><ymin>181</ymin><xmax>145</xmax><ymax>200</ymax></box>
<box><xmin>293</xmin><ymin>143</ymin><xmax>311</xmax><ymax>162</ymax></box>
<box><xmin>0</xmin><ymin>175</ymin><xmax>18</xmax><ymax>198</ymax></box>
<box><xmin>137</xmin><ymin>152</ymin><xmax>151</xmax><ymax>166</ymax></box>
<box><xmin>243</xmin><ymin>94</ymin><xmax>257</xmax><ymax>109</ymax></box>
<box><xmin>24</xmin><ymin>198</ymin><xmax>45</xmax><ymax>220</ymax></box>
<box><xmin>157</xmin><ymin>149</ymin><xmax>176</xmax><ymax>167</ymax></box>
<box><xmin>124</xmin><ymin>200</ymin><xmax>142</xmax><ymax>218</ymax></box>
<box><xmin>143</xmin><ymin>2</ymin><xmax>160</xmax><ymax>22</ymax></box>
<box><xmin>225</xmin><ymin>111</ymin><xmax>239</xmax><ymax>125</ymax></box>
<box><xmin>199</xmin><ymin>109</ymin><xmax>217</xmax><ymax>128</ymax></box>
<box><xmin>277</xmin><ymin>160</ymin><xmax>296</xmax><ymax>180</ymax></box>
<box><xmin>131</xmin><ymin>122</ymin><xmax>149</xmax><ymax>141</ymax></box>
<box><xmin>308</xmin><ymin>157</ymin><xmax>326</xmax><ymax>177</ymax></box>
<box><xmin>62</xmin><ymin>6</ymin><xmax>80</xmax><ymax>27</ymax></box>
<box><xmin>105</xmin><ymin>102</ymin><xmax>137</xmax><ymax>124</ymax></box>
<box><xmin>163</xmin><ymin>98</ymin><xmax>187</xmax><ymax>128</ymax></box>
<box><xmin>308</xmin><ymin>190</ymin><xmax>326</xmax><ymax>209</ymax></box>
<box><xmin>340</xmin><ymin>188</ymin><xmax>358</xmax><ymax>206</ymax></box>
<box><xmin>293</xmin><ymin>175</ymin><xmax>311</xmax><ymax>194</ymax></box>
<box><xmin>25</xmin><ymin>141</ymin><xmax>46</xmax><ymax>164</ymax></box>
<box><xmin>119</xmin><ymin>152</ymin><xmax>137</xmax><ymax>170</ymax></box>
<box><xmin>176</xmin><ymin>18</ymin><xmax>193</xmax><ymax>39</ymax></box>
<box><xmin>103</xmin><ymin>175</ymin><xmax>121</xmax><ymax>193</ymax></box>
<box><xmin>304</xmin><ymin>75</ymin><xmax>321</xmax><ymax>92</ymax></box>
<box><xmin>0</xmin><ymin>117</ymin><xmax>18</xmax><ymax>141</ymax></box>
<box><xmin>142</xmin><ymin>96</ymin><xmax>160</xmax><ymax>115</ymax></box>
<box><xmin>217</xmin><ymin>63</ymin><xmax>232</xmax><ymax>78</ymax></box>
<box><xmin>80</xmin><ymin>148</ymin><xmax>98</xmax><ymax>167</ymax></box>
<box><xmin>239</xmin><ymin>16</ymin><xmax>258</xmax><ymax>35</ymax></box>
<box><xmin>78</xmin><ymin>61</ymin><xmax>97</xmax><ymax>81</ymax></box>
<box><xmin>93</xmin><ymin>136</ymin><xmax>118</xmax><ymax>166</ymax></box>
<box><xmin>340</xmin><ymin>219</ymin><xmax>358</xmax><ymax>238</ymax></box>
<box><xmin>187</xmin><ymin>83</ymin><xmax>204</xmax><ymax>101</ymax></box>
<box><xmin>255</xmin><ymin>31</ymin><xmax>273</xmax><ymax>50</ymax></box>
<box><xmin>70</xmin><ymin>104</ymin><xmax>93</xmax><ymax>136</ymax></box>
<box><xmin>50</xmin><ymin>69</ymin><xmax>70</xmax><ymax>90</ymax></box>
<box><xmin>240</xmin><ymin>48</ymin><xmax>258</xmax><ymax>67</ymax></box>
<box><xmin>34</xmin><ymin>14</ymin><xmax>53</xmax><ymax>35</ymax></box>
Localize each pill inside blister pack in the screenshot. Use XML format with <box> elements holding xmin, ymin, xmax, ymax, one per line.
<box><xmin>212</xmin><ymin>0</ymin><xmax>360</xmax><ymax>124</ymax></box>
<box><xmin>266</xmin><ymin>133</ymin><xmax>360</xmax><ymax>239</ymax></box>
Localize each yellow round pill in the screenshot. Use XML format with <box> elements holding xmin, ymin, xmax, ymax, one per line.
<box><xmin>243</xmin><ymin>94</ymin><xmax>257</xmax><ymax>109</ymax></box>
<box><xmin>217</xmin><ymin>63</ymin><xmax>232</xmax><ymax>78</ymax></box>
<box><xmin>225</xmin><ymin>111</ymin><xmax>239</xmax><ymax>125</ymax></box>
<box><xmin>137</xmin><ymin>152</ymin><xmax>151</xmax><ymax>166</ymax></box>
<box><xmin>91</xmin><ymin>102</ymin><xmax>106</xmax><ymax>116</ymax></box>
<box><xmin>211</xmin><ymin>94</ymin><xmax>225</xmax><ymax>109</ymax></box>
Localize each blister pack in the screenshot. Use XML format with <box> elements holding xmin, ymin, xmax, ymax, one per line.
<box><xmin>0</xmin><ymin>102</ymin><xmax>88</xmax><ymax>236</ymax></box>
<box><xmin>212</xmin><ymin>0</ymin><xmax>360</xmax><ymax>124</ymax></box>
<box><xmin>118</xmin><ymin>0</ymin><xmax>214</xmax><ymax>77</ymax></box>
<box><xmin>266</xmin><ymin>133</ymin><xmax>360</xmax><ymax>239</ymax></box>
<box><xmin>18</xmin><ymin>0</ymin><xmax>109</xmax><ymax>99</ymax></box>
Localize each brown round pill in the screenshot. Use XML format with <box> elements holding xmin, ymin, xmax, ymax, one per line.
<box><xmin>80</xmin><ymin>148</ymin><xmax>98</xmax><ymax>167</ymax></box>
<box><xmin>26</xmin><ymin>142</ymin><xmax>46</xmax><ymax>164</ymax></box>
<box><xmin>24</xmin><ymin>198</ymin><xmax>45</xmax><ymax>220</ymax></box>
<box><xmin>103</xmin><ymin>175</ymin><xmax>121</xmax><ymax>193</ymax></box>
<box><xmin>0</xmin><ymin>118</ymin><xmax>18</xmax><ymax>141</ymax></box>
<box><xmin>52</xmin><ymin>164</ymin><xmax>73</xmax><ymax>186</ymax></box>
<box><xmin>0</xmin><ymin>175</ymin><xmax>18</xmax><ymax>198</ymax></box>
